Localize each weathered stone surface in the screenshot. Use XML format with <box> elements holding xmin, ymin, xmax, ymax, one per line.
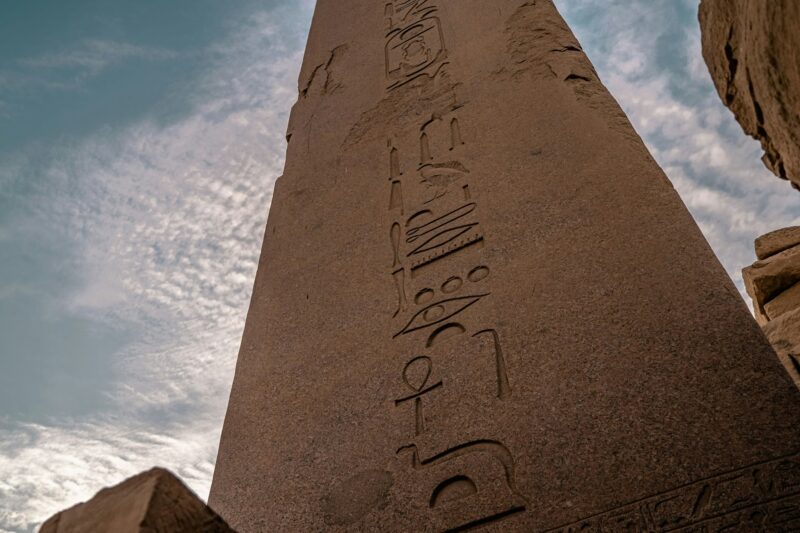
<box><xmin>40</xmin><ymin>468</ymin><xmax>234</xmax><ymax>533</ymax></box>
<box><xmin>765</xmin><ymin>281</ymin><xmax>800</xmax><ymax>322</ymax></box>
<box><xmin>743</xmin><ymin>230</ymin><xmax>800</xmax><ymax>389</ymax></box>
<box><xmin>756</xmin><ymin>226</ymin><xmax>800</xmax><ymax>260</ymax></box>
<box><xmin>211</xmin><ymin>1</ymin><xmax>800</xmax><ymax>531</ymax></box>
<box><xmin>699</xmin><ymin>0</ymin><xmax>800</xmax><ymax>189</ymax></box>
<box><xmin>764</xmin><ymin>307</ymin><xmax>800</xmax><ymax>390</ymax></box>
<box><xmin>743</xmin><ymin>244</ymin><xmax>800</xmax><ymax>326</ymax></box>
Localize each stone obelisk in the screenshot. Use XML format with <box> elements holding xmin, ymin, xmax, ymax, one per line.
<box><xmin>210</xmin><ymin>1</ymin><xmax>800</xmax><ymax>531</ymax></box>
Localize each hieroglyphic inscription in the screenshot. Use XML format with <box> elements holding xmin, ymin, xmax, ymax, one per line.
<box><xmin>395</xmin><ymin>356</ymin><xmax>443</xmax><ymax>436</ymax></box>
<box><xmin>544</xmin><ymin>452</ymin><xmax>800</xmax><ymax>532</ymax></box>
<box><xmin>384</xmin><ymin>0</ymin><xmax>449</xmax><ymax>91</ymax></box>
<box><xmin>381</xmin><ymin>3</ymin><xmax>525</xmax><ymax>530</ymax></box>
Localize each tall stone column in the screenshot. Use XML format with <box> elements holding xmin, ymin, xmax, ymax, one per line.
<box><xmin>210</xmin><ymin>1</ymin><xmax>800</xmax><ymax>531</ymax></box>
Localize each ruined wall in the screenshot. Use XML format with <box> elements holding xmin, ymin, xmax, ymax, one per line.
<box><xmin>699</xmin><ymin>0</ymin><xmax>800</xmax><ymax>190</ymax></box>
<box><xmin>743</xmin><ymin>227</ymin><xmax>800</xmax><ymax>389</ymax></box>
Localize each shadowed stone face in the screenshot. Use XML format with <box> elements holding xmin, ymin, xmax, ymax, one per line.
<box><xmin>40</xmin><ymin>468</ymin><xmax>235</xmax><ymax>533</ymax></box>
<box><xmin>742</xmin><ymin>226</ymin><xmax>800</xmax><ymax>390</ymax></box>
<box><xmin>210</xmin><ymin>1</ymin><xmax>800</xmax><ymax>531</ymax></box>
<box><xmin>700</xmin><ymin>0</ymin><xmax>800</xmax><ymax>191</ymax></box>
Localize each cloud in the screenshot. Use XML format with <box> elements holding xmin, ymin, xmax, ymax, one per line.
<box><xmin>0</xmin><ymin>40</ymin><xmax>179</xmax><ymax>94</ymax></box>
<box><xmin>4</xmin><ymin>0</ymin><xmax>799</xmax><ymax>530</ymax></box>
<box><xmin>0</xmin><ymin>2</ymin><xmax>314</xmax><ymax>531</ymax></box>
<box><xmin>556</xmin><ymin>0</ymin><xmax>800</xmax><ymax>297</ymax></box>
<box><xmin>0</xmin><ymin>285</ymin><xmax>39</xmax><ymax>302</ymax></box>
<box><xmin>0</xmin><ymin>417</ymin><xmax>218</xmax><ymax>532</ymax></box>
<box><xmin>20</xmin><ymin>39</ymin><xmax>178</xmax><ymax>77</ymax></box>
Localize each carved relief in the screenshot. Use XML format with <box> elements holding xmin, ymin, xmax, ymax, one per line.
<box><xmin>421</xmin><ymin>132</ymin><xmax>433</xmax><ymax>164</ymax></box>
<box><xmin>392</xmin><ymin>268</ymin><xmax>409</xmax><ymax>317</ymax></box>
<box><xmin>390</xmin><ymin>181</ymin><xmax>405</xmax><ymax>214</ymax></box>
<box><xmin>450</xmin><ymin>117</ymin><xmax>464</xmax><ymax>150</ymax></box>
<box><xmin>395</xmin><ymin>440</ymin><xmax>527</xmax><ymax>531</ymax></box>
<box><xmin>395</xmin><ymin>356</ymin><xmax>443</xmax><ymax>436</ymax></box>
<box><xmin>426</xmin><ymin>323</ymin><xmax>466</xmax><ymax>347</ymax></box>
<box><xmin>385</xmin><ymin>10</ymin><xmax>448</xmax><ymax>91</ymax></box>
<box><xmin>380</xmin><ymin>5</ymin><xmax>525</xmax><ymax>529</ymax></box>
<box><xmin>544</xmin><ymin>452</ymin><xmax>800</xmax><ymax>532</ymax></box>
<box><xmin>389</xmin><ymin>141</ymin><xmax>402</xmax><ymax>179</ymax></box>
<box><xmin>388</xmin><ymin>0</ymin><xmax>436</xmax><ymax>26</ymax></box>
<box><xmin>395</xmin><ymin>294</ymin><xmax>488</xmax><ymax>338</ymax></box>
<box><xmin>391</xmin><ymin>223</ymin><xmax>403</xmax><ymax>268</ymax></box>
<box><xmin>420</xmin><ymin>162</ymin><xmax>471</xmax><ymax>205</ymax></box>
<box><xmin>405</xmin><ymin>203</ymin><xmax>484</xmax><ymax>271</ymax></box>
<box><xmin>407</xmin><ymin>203</ymin><xmax>477</xmax><ymax>247</ymax></box>
<box><xmin>467</xmin><ymin>266</ymin><xmax>490</xmax><ymax>283</ymax></box>
<box><xmin>473</xmin><ymin>329</ymin><xmax>512</xmax><ymax>400</ymax></box>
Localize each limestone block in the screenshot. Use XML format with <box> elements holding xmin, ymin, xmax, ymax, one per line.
<box><xmin>40</xmin><ymin>468</ymin><xmax>234</xmax><ymax>533</ymax></box>
<box><xmin>764</xmin><ymin>307</ymin><xmax>800</xmax><ymax>389</ymax></box>
<box><xmin>756</xmin><ymin>226</ymin><xmax>800</xmax><ymax>260</ymax></box>
<box><xmin>742</xmin><ymin>243</ymin><xmax>800</xmax><ymax>325</ymax></box>
<box><xmin>765</xmin><ymin>282</ymin><xmax>800</xmax><ymax>322</ymax></box>
<box><xmin>699</xmin><ymin>0</ymin><xmax>800</xmax><ymax>190</ymax></box>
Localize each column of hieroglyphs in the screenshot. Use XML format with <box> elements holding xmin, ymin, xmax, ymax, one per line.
<box><xmin>210</xmin><ymin>1</ymin><xmax>800</xmax><ymax>531</ymax></box>
<box><xmin>383</xmin><ymin>1</ymin><xmax>527</xmax><ymax>529</ymax></box>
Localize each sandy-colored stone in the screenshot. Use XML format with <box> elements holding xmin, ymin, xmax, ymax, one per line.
<box><xmin>699</xmin><ymin>0</ymin><xmax>800</xmax><ymax>190</ymax></box>
<box><xmin>756</xmin><ymin>226</ymin><xmax>800</xmax><ymax>260</ymax></box>
<box><xmin>742</xmin><ymin>230</ymin><xmax>800</xmax><ymax>388</ymax></box>
<box><xmin>211</xmin><ymin>1</ymin><xmax>800</xmax><ymax>531</ymax></box>
<box><xmin>764</xmin><ymin>307</ymin><xmax>800</xmax><ymax>390</ymax></box>
<box><xmin>743</xmin><ymin>244</ymin><xmax>800</xmax><ymax>325</ymax></box>
<box><xmin>765</xmin><ymin>281</ymin><xmax>800</xmax><ymax>322</ymax></box>
<box><xmin>40</xmin><ymin>468</ymin><xmax>234</xmax><ymax>533</ymax></box>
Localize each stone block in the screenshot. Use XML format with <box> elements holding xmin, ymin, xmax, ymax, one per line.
<box><xmin>700</xmin><ymin>0</ymin><xmax>800</xmax><ymax>190</ymax></box>
<box><xmin>743</xmin><ymin>244</ymin><xmax>800</xmax><ymax>325</ymax></box>
<box><xmin>756</xmin><ymin>226</ymin><xmax>800</xmax><ymax>260</ymax></box>
<box><xmin>764</xmin><ymin>307</ymin><xmax>800</xmax><ymax>389</ymax></box>
<box><xmin>766</xmin><ymin>281</ymin><xmax>800</xmax><ymax>322</ymax></box>
<box><xmin>40</xmin><ymin>468</ymin><xmax>234</xmax><ymax>533</ymax></box>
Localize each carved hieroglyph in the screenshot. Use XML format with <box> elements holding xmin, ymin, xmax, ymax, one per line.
<box><xmin>210</xmin><ymin>1</ymin><xmax>800</xmax><ymax>531</ymax></box>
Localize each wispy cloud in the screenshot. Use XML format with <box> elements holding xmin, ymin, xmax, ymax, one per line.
<box><xmin>0</xmin><ymin>40</ymin><xmax>179</xmax><ymax>95</ymax></box>
<box><xmin>4</xmin><ymin>1</ymin><xmax>798</xmax><ymax>531</ymax></box>
<box><xmin>20</xmin><ymin>39</ymin><xmax>178</xmax><ymax>77</ymax></box>
<box><xmin>557</xmin><ymin>0</ymin><xmax>800</xmax><ymax>297</ymax></box>
<box><xmin>0</xmin><ymin>2</ymin><xmax>313</xmax><ymax>531</ymax></box>
<box><xmin>0</xmin><ymin>417</ymin><xmax>218</xmax><ymax>532</ymax></box>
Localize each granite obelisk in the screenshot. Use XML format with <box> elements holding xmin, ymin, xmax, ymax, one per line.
<box><xmin>210</xmin><ymin>1</ymin><xmax>800</xmax><ymax>531</ymax></box>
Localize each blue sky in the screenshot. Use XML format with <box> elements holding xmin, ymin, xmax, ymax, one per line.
<box><xmin>1</xmin><ymin>1</ymin><xmax>798</xmax><ymax>531</ymax></box>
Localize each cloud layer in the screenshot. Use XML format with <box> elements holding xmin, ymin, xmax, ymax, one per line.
<box><xmin>20</xmin><ymin>39</ymin><xmax>177</xmax><ymax>76</ymax></box>
<box><xmin>557</xmin><ymin>0</ymin><xmax>800</xmax><ymax>292</ymax></box>
<box><xmin>3</xmin><ymin>1</ymin><xmax>800</xmax><ymax>531</ymax></box>
<box><xmin>0</xmin><ymin>2</ymin><xmax>313</xmax><ymax>531</ymax></box>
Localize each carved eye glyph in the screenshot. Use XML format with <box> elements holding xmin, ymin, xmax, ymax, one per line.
<box><xmin>395</xmin><ymin>294</ymin><xmax>487</xmax><ymax>337</ymax></box>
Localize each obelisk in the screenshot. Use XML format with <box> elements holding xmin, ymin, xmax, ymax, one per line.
<box><xmin>210</xmin><ymin>1</ymin><xmax>800</xmax><ymax>531</ymax></box>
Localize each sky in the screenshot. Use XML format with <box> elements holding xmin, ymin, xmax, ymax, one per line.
<box><xmin>0</xmin><ymin>1</ymin><xmax>798</xmax><ymax>531</ymax></box>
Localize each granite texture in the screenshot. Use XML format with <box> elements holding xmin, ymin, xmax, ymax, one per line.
<box><xmin>699</xmin><ymin>0</ymin><xmax>800</xmax><ymax>190</ymax></box>
<box><xmin>40</xmin><ymin>468</ymin><xmax>234</xmax><ymax>533</ymax></box>
<box><xmin>211</xmin><ymin>1</ymin><xmax>800</xmax><ymax>531</ymax></box>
